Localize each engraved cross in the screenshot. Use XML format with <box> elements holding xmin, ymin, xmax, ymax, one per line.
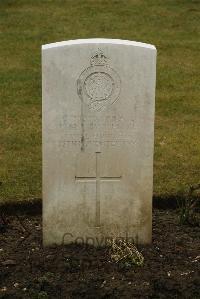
<box><xmin>75</xmin><ymin>152</ymin><xmax>122</xmax><ymax>227</ymax></box>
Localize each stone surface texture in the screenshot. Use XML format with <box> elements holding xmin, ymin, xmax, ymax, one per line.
<box><xmin>42</xmin><ymin>38</ymin><xmax>156</xmax><ymax>246</ymax></box>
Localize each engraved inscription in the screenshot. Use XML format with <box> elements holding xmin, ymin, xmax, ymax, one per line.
<box><xmin>77</xmin><ymin>49</ymin><xmax>121</xmax><ymax>111</ymax></box>
<box><xmin>75</xmin><ymin>152</ymin><xmax>122</xmax><ymax>227</ymax></box>
<box><xmin>59</xmin><ymin>114</ymin><xmax>135</xmax><ymax>130</ymax></box>
<box><xmin>55</xmin><ymin>113</ymin><xmax>137</xmax><ymax>150</ymax></box>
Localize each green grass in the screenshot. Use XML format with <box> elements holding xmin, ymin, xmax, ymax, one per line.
<box><xmin>0</xmin><ymin>0</ymin><xmax>199</xmax><ymax>203</ymax></box>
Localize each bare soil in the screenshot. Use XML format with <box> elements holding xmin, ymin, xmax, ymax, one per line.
<box><xmin>0</xmin><ymin>209</ymin><xmax>200</xmax><ymax>299</ymax></box>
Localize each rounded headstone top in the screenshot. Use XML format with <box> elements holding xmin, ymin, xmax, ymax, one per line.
<box><xmin>42</xmin><ymin>38</ymin><xmax>156</xmax><ymax>51</ymax></box>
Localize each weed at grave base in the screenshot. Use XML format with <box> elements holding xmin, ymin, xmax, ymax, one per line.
<box><xmin>178</xmin><ymin>183</ymin><xmax>200</xmax><ymax>226</ymax></box>
<box><xmin>108</xmin><ymin>238</ymin><xmax>144</xmax><ymax>269</ymax></box>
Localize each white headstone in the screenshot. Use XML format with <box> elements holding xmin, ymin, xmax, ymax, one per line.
<box><xmin>42</xmin><ymin>39</ymin><xmax>156</xmax><ymax>246</ymax></box>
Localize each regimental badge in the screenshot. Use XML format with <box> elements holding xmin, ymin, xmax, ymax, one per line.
<box><xmin>77</xmin><ymin>49</ymin><xmax>121</xmax><ymax>111</ymax></box>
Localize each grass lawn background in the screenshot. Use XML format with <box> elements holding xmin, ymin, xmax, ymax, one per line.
<box><xmin>0</xmin><ymin>0</ymin><xmax>199</xmax><ymax>203</ymax></box>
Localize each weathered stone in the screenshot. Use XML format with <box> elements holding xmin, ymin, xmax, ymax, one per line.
<box><xmin>42</xmin><ymin>38</ymin><xmax>156</xmax><ymax>246</ymax></box>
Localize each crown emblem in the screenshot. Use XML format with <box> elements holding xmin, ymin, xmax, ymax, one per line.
<box><xmin>90</xmin><ymin>49</ymin><xmax>107</xmax><ymax>66</ymax></box>
<box><xmin>77</xmin><ymin>49</ymin><xmax>121</xmax><ymax>111</ymax></box>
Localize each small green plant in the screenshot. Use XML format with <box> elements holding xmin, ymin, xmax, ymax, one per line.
<box><xmin>37</xmin><ymin>272</ymin><xmax>54</xmax><ymax>284</ymax></box>
<box><xmin>37</xmin><ymin>291</ymin><xmax>48</xmax><ymax>299</ymax></box>
<box><xmin>109</xmin><ymin>238</ymin><xmax>144</xmax><ymax>267</ymax></box>
<box><xmin>29</xmin><ymin>290</ymin><xmax>49</xmax><ymax>299</ymax></box>
<box><xmin>178</xmin><ymin>184</ymin><xmax>200</xmax><ymax>225</ymax></box>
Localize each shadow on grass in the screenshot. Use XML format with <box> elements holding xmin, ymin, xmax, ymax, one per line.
<box><xmin>1</xmin><ymin>194</ymin><xmax>200</xmax><ymax>215</ymax></box>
